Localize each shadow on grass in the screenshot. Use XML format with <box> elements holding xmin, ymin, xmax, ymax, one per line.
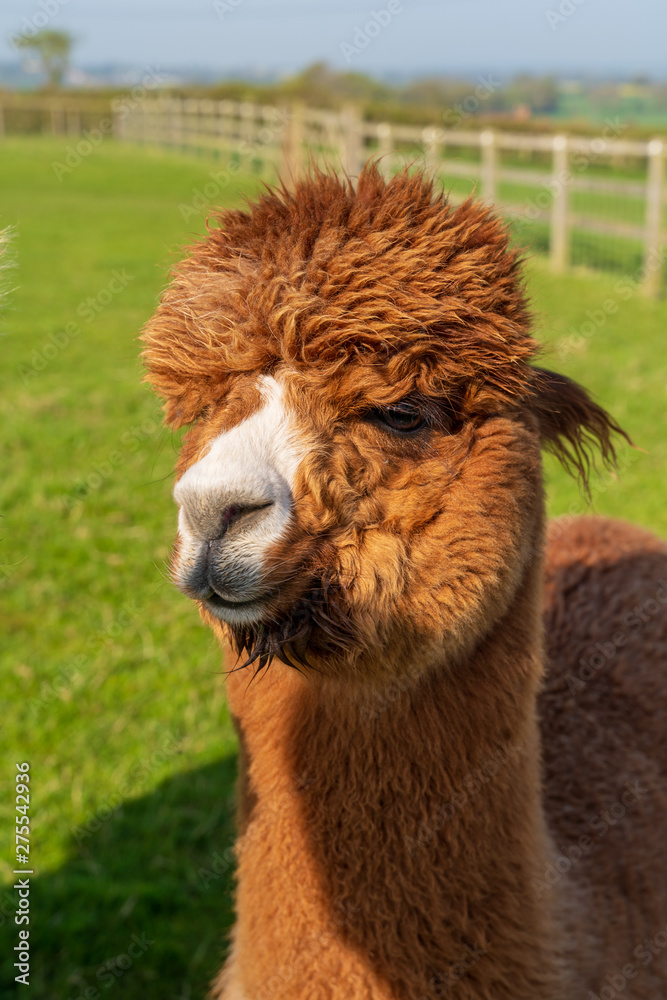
<box><xmin>1</xmin><ymin>753</ymin><xmax>239</xmax><ymax>1000</ymax></box>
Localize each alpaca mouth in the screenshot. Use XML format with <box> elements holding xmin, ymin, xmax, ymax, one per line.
<box><xmin>202</xmin><ymin>587</ymin><xmax>277</xmax><ymax>623</ymax></box>
<box><xmin>205</xmin><ymin>590</ymin><xmax>272</xmax><ymax>610</ymax></box>
<box><xmin>178</xmin><ymin>548</ymin><xmax>277</xmax><ymax>622</ymax></box>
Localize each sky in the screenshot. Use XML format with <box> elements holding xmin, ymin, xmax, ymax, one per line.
<box><xmin>0</xmin><ymin>0</ymin><xmax>665</xmax><ymax>80</ymax></box>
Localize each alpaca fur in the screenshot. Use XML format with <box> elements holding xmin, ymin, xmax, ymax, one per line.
<box><xmin>142</xmin><ymin>166</ymin><xmax>667</xmax><ymax>999</ymax></box>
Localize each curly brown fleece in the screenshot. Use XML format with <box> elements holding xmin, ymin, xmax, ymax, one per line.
<box><xmin>142</xmin><ymin>166</ymin><xmax>667</xmax><ymax>999</ymax></box>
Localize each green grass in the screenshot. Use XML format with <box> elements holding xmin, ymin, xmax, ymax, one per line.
<box><xmin>0</xmin><ymin>137</ymin><xmax>666</xmax><ymax>999</ymax></box>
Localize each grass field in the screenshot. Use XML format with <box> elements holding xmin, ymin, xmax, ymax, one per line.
<box><xmin>0</xmin><ymin>137</ymin><xmax>665</xmax><ymax>999</ymax></box>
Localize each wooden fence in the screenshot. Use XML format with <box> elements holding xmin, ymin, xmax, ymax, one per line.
<box><xmin>0</xmin><ymin>94</ymin><xmax>112</xmax><ymax>137</ymax></box>
<box><xmin>2</xmin><ymin>94</ymin><xmax>665</xmax><ymax>296</ymax></box>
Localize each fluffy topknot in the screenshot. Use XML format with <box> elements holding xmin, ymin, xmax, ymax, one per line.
<box><xmin>142</xmin><ymin>165</ymin><xmax>537</xmax><ymax>429</ymax></box>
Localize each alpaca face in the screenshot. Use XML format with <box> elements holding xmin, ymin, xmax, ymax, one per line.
<box><xmin>169</xmin><ymin>360</ymin><xmax>543</xmax><ymax>679</ymax></box>
<box><xmin>144</xmin><ymin>167</ymin><xmax>621</xmax><ymax>679</ymax></box>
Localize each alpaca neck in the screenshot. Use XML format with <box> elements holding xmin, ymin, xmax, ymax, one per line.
<box><xmin>223</xmin><ymin>558</ymin><xmax>570</xmax><ymax>1000</ymax></box>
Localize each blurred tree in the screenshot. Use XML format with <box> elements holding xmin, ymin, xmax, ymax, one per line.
<box><xmin>278</xmin><ymin>61</ymin><xmax>393</xmax><ymax>108</ymax></box>
<box><xmin>12</xmin><ymin>29</ymin><xmax>75</xmax><ymax>89</ymax></box>
<box><xmin>402</xmin><ymin>77</ymin><xmax>473</xmax><ymax>108</ymax></box>
<box><xmin>506</xmin><ymin>76</ymin><xmax>559</xmax><ymax>114</ymax></box>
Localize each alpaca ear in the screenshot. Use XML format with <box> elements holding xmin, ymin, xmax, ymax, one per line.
<box><xmin>528</xmin><ymin>367</ymin><xmax>632</xmax><ymax>491</ymax></box>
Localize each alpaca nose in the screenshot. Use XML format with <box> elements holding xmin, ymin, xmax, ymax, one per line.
<box><xmin>174</xmin><ymin>488</ymin><xmax>282</xmax><ymax>603</ymax></box>
<box><xmin>176</xmin><ymin>489</ymin><xmax>275</xmax><ymax>542</ymax></box>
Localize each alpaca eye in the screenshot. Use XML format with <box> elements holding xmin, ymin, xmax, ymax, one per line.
<box><xmin>377</xmin><ymin>404</ymin><xmax>425</xmax><ymax>432</ymax></box>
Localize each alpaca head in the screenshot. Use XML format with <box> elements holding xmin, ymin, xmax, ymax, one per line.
<box><xmin>142</xmin><ymin>167</ymin><xmax>625</xmax><ymax>682</ymax></box>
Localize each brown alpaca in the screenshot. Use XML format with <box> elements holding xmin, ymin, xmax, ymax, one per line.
<box><xmin>142</xmin><ymin>167</ymin><xmax>667</xmax><ymax>999</ymax></box>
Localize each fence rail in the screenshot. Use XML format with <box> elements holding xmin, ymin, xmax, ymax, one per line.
<box><xmin>2</xmin><ymin>94</ymin><xmax>665</xmax><ymax>296</ymax></box>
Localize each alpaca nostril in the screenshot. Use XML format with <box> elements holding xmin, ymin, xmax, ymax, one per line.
<box><xmin>221</xmin><ymin>504</ymin><xmax>242</xmax><ymax>529</ymax></box>
<box><xmin>213</xmin><ymin>500</ymin><xmax>274</xmax><ymax>539</ymax></box>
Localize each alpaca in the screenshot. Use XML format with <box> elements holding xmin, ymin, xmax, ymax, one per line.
<box><xmin>142</xmin><ymin>166</ymin><xmax>667</xmax><ymax>1000</ymax></box>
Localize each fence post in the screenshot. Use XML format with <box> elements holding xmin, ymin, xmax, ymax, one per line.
<box><xmin>550</xmin><ymin>134</ymin><xmax>569</xmax><ymax>273</ymax></box>
<box><xmin>422</xmin><ymin>126</ymin><xmax>440</xmax><ymax>175</ymax></box>
<box><xmin>49</xmin><ymin>102</ymin><xmax>67</xmax><ymax>136</ymax></box>
<box><xmin>240</xmin><ymin>101</ymin><xmax>255</xmax><ymax>149</ymax></box>
<box><xmin>113</xmin><ymin>105</ymin><xmax>126</xmax><ymax>141</ymax></box>
<box><xmin>0</xmin><ymin>103</ymin><xmax>4</xmax><ymax>138</ymax></box>
<box><xmin>341</xmin><ymin>104</ymin><xmax>363</xmax><ymax>179</ymax></box>
<box><xmin>376</xmin><ymin>122</ymin><xmax>393</xmax><ymax>176</ymax></box>
<box><xmin>642</xmin><ymin>138</ymin><xmax>664</xmax><ymax>299</ymax></box>
<box><xmin>216</xmin><ymin>100</ymin><xmax>233</xmax><ymax>155</ymax></box>
<box><xmin>66</xmin><ymin>109</ymin><xmax>81</xmax><ymax>136</ymax></box>
<box><xmin>281</xmin><ymin>101</ymin><xmax>304</xmax><ymax>186</ymax></box>
<box><xmin>480</xmin><ymin>129</ymin><xmax>497</xmax><ymax>202</ymax></box>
